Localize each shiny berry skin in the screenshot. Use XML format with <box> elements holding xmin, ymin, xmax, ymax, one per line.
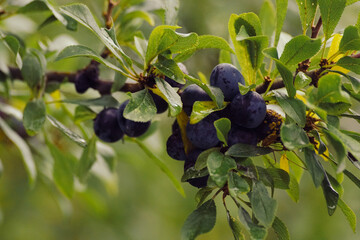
<box><xmin>94</xmin><ymin>108</ymin><xmax>124</xmax><ymax>142</ymax></box>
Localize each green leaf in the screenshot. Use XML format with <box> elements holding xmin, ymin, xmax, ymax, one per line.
<box><xmin>259</xmin><ymin>0</ymin><xmax>276</xmax><ymax>41</ymax></box>
<box><xmin>194</xmin><ymin>148</ymin><xmax>221</xmax><ymax>170</ymax></box>
<box><xmin>279</xmin><ymin>35</ymin><xmax>321</xmax><ymax>66</ymax></box>
<box><xmin>321</xmin><ymin>173</ymin><xmax>339</xmax><ymax>216</ymax></box>
<box><xmin>181</xmin><ymin>166</ymin><xmax>209</xmax><ymax>182</ymax></box>
<box><xmin>195</xmin><ymin>188</ymin><xmax>213</xmax><ymax>207</ymax></box>
<box><xmin>21</xmin><ymin>53</ymin><xmax>43</xmax><ymax>89</ymax></box>
<box><xmin>275</xmin><ymin>0</ymin><xmax>288</xmax><ymax>46</ymax></box>
<box><xmin>344</xmin><ymin>169</ymin><xmax>360</xmax><ymax>189</ymax></box>
<box><xmin>190</xmin><ymin>101</ymin><xmax>227</xmax><ymax>124</ymax></box>
<box><xmin>61</xmin><ymin>95</ymin><xmax>119</xmax><ymax>108</ymax></box>
<box><xmin>174</xmin><ymin>35</ymin><xmax>234</xmax><ymax>62</ymax></box>
<box><xmin>3</xmin><ymin>35</ymin><xmax>22</xmax><ymax>68</ymax></box>
<box><xmin>239</xmin><ymin>83</ymin><xmax>256</xmax><ymax>95</ymax></box>
<box><xmin>339</xmin><ymin>26</ymin><xmax>360</xmax><ymax>52</ymax></box>
<box><xmin>238</xmin><ymin>206</ymin><xmax>268</xmax><ymax>240</ymax></box>
<box><xmin>303</xmin><ymin>148</ymin><xmax>325</xmax><ymax>187</ymax></box>
<box><xmin>226</xmin><ymin>210</ymin><xmax>245</xmax><ymax>240</ymax></box>
<box><xmin>23</xmin><ymin>99</ymin><xmax>46</xmax><ymax>136</ymax></box>
<box><xmin>296</xmin><ymin>0</ymin><xmax>318</xmax><ymax>34</ymax></box>
<box><xmin>228</xmin><ymin>171</ymin><xmax>250</xmax><ymax>198</ymax></box>
<box><xmin>129</xmin><ymin>138</ymin><xmax>185</xmax><ymax>197</ymax></box>
<box><xmin>336</xmin><ymin>56</ymin><xmax>360</xmax><ymax>74</ymax></box>
<box><xmin>47</xmin><ymin>141</ymin><xmax>76</xmax><ymax>198</ymax></box>
<box><xmin>280</xmin><ymin>122</ymin><xmax>310</xmax><ymax>150</ymax></box>
<box><xmin>17</xmin><ymin>1</ymin><xmax>49</xmax><ymax>13</ymax></box>
<box><xmin>322</xmin><ymin>129</ymin><xmax>346</xmax><ymax>172</ymax></box>
<box><xmin>47</xmin><ymin>115</ymin><xmax>87</xmax><ymax>148</ymax></box>
<box><xmin>327</xmin><ymin>69</ymin><xmax>360</xmax><ymax>93</ymax></box>
<box><xmin>275</xmin><ymin>91</ymin><xmax>306</xmax><ymax>127</ymax></box>
<box><xmin>338</xmin><ymin>198</ymin><xmax>357</xmax><ymax>233</ymax></box>
<box><xmin>294</xmin><ymin>71</ymin><xmax>312</xmax><ymax>89</ymax></box>
<box><xmin>155</xmin><ymin>77</ymin><xmax>182</xmax><ymax>116</ymax></box>
<box><xmin>56</xmin><ymin>45</ymin><xmax>128</xmax><ymax>75</ymax></box>
<box><xmin>250</xmin><ymin>181</ymin><xmax>277</xmax><ymax>227</ymax></box>
<box><xmin>286</xmin><ymin>174</ymin><xmax>300</xmax><ymax>202</ymax></box>
<box><xmin>257</xmin><ymin>167</ymin><xmax>290</xmax><ymax>189</ymax></box>
<box><xmin>145</xmin><ymin>25</ymin><xmax>179</xmax><ymax>65</ymax></box>
<box><xmin>226</xmin><ymin>143</ymin><xmax>273</xmax><ymax>157</ymax></box>
<box><xmin>122</xmin><ymin>10</ymin><xmax>155</xmax><ymax>26</ymax></box>
<box><xmin>154</xmin><ymin>56</ymin><xmax>185</xmax><ymax>84</ymax></box>
<box><xmin>185</xmin><ymin>74</ymin><xmax>224</xmax><ymax>108</ymax></box>
<box><xmin>263</xmin><ymin>47</ymin><xmax>278</xmax><ymax>59</ymax></box>
<box><xmin>74</xmin><ymin>105</ymin><xmax>96</xmax><ymax>124</ymax></box>
<box><xmin>214</xmin><ymin>118</ymin><xmax>231</xmax><ymax>146</ymax></box>
<box><xmin>0</xmin><ymin>118</ymin><xmax>37</xmax><ymax>186</ymax></box>
<box><xmin>61</xmin><ymin>4</ymin><xmax>131</xmax><ymax>65</ymax></box>
<box><xmin>207</xmin><ymin>151</ymin><xmax>237</xmax><ymax>187</ymax></box>
<box><xmin>328</xmin><ymin>124</ymin><xmax>360</xmax><ymax>162</ymax></box>
<box><xmin>77</xmin><ymin>136</ymin><xmax>97</xmax><ymax>182</ymax></box>
<box><xmin>272</xmin><ymin>217</ymin><xmax>290</xmax><ymax>240</ymax></box>
<box><xmin>315</xmin><ymin>74</ymin><xmax>351</xmax><ymax>115</ymax></box>
<box><xmin>181</xmin><ymin>200</ymin><xmax>216</xmax><ymax>240</ymax></box>
<box><xmin>318</xmin><ymin>0</ymin><xmax>346</xmax><ymax>40</ymax></box>
<box><xmin>274</xmin><ymin>60</ymin><xmax>296</xmax><ymax>98</ymax></box>
<box><xmin>124</xmin><ymin>89</ymin><xmax>157</xmax><ymax>122</ymax></box>
<box><xmin>347</xmin><ymin>0</ymin><xmax>360</xmax><ymax>5</ymax></box>
<box><xmin>228</xmin><ymin>13</ymin><xmax>265</xmax><ymax>84</ymax></box>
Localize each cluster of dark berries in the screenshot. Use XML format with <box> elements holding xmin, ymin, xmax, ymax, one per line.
<box><xmin>166</xmin><ymin>63</ymin><xmax>283</xmax><ymax>188</ymax></box>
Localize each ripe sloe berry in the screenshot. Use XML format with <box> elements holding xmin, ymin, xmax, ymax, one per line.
<box><xmin>94</xmin><ymin>108</ymin><xmax>124</xmax><ymax>142</ymax></box>
<box><xmin>210</xmin><ymin>63</ymin><xmax>245</xmax><ymax>101</ymax></box>
<box><xmin>186</xmin><ymin>113</ymin><xmax>220</xmax><ymax>149</ymax></box>
<box><xmin>74</xmin><ymin>65</ymin><xmax>99</xmax><ymax>94</ymax></box>
<box><xmin>184</xmin><ymin>149</ymin><xmax>209</xmax><ymax>188</ymax></box>
<box><xmin>117</xmin><ymin>100</ymin><xmax>151</xmax><ymax>137</ymax></box>
<box><xmin>181</xmin><ymin>84</ymin><xmax>211</xmax><ymax>115</ymax></box>
<box><xmin>229</xmin><ymin>91</ymin><xmax>266</xmax><ymax>128</ymax></box>
<box><xmin>166</xmin><ymin>132</ymin><xmax>186</xmax><ymax>161</ymax></box>
<box><xmin>150</xmin><ymin>91</ymin><xmax>168</xmax><ymax>114</ymax></box>
<box><xmin>227</xmin><ymin>125</ymin><xmax>258</xmax><ymax>146</ymax></box>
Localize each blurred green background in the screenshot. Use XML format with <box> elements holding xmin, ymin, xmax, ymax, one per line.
<box><xmin>0</xmin><ymin>0</ymin><xmax>360</xmax><ymax>239</ymax></box>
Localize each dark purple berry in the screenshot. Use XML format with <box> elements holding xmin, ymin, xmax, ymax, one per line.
<box><xmin>181</xmin><ymin>84</ymin><xmax>211</xmax><ymax>115</ymax></box>
<box><xmin>150</xmin><ymin>91</ymin><xmax>168</xmax><ymax>114</ymax></box>
<box><xmin>117</xmin><ymin>100</ymin><xmax>151</xmax><ymax>137</ymax></box>
<box><xmin>186</xmin><ymin>114</ymin><xmax>220</xmax><ymax>149</ymax></box>
<box><xmin>166</xmin><ymin>132</ymin><xmax>186</xmax><ymax>161</ymax></box>
<box><xmin>227</xmin><ymin>125</ymin><xmax>258</xmax><ymax>146</ymax></box>
<box><xmin>229</xmin><ymin>91</ymin><xmax>266</xmax><ymax>128</ymax></box>
<box><xmin>74</xmin><ymin>65</ymin><xmax>99</xmax><ymax>94</ymax></box>
<box><xmin>94</xmin><ymin>108</ymin><xmax>124</xmax><ymax>142</ymax></box>
<box><xmin>184</xmin><ymin>149</ymin><xmax>209</xmax><ymax>188</ymax></box>
<box><xmin>210</xmin><ymin>63</ymin><xmax>245</xmax><ymax>101</ymax></box>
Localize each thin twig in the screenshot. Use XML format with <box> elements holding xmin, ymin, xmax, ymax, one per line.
<box><xmin>311</xmin><ymin>17</ymin><xmax>322</xmax><ymax>39</ymax></box>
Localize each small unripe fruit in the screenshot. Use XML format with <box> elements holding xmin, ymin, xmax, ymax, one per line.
<box><xmin>210</xmin><ymin>63</ymin><xmax>245</xmax><ymax>101</ymax></box>
<box><xmin>94</xmin><ymin>108</ymin><xmax>124</xmax><ymax>142</ymax></box>
<box><xmin>117</xmin><ymin>100</ymin><xmax>151</xmax><ymax>137</ymax></box>
<box><xmin>229</xmin><ymin>91</ymin><xmax>266</xmax><ymax>128</ymax></box>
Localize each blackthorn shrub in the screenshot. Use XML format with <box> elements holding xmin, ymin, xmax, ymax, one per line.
<box><xmin>227</xmin><ymin>125</ymin><xmax>258</xmax><ymax>146</ymax></box>
<box><xmin>210</xmin><ymin>63</ymin><xmax>245</xmax><ymax>101</ymax></box>
<box><xmin>117</xmin><ymin>100</ymin><xmax>151</xmax><ymax>137</ymax></box>
<box><xmin>229</xmin><ymin>91</ymin><xmax>266</xmax><ymax>128</ymax></box>
<box><xmin>94</xmin><ymin>108</ymin><xmax>124</xmax><ymax>142</ymax></box>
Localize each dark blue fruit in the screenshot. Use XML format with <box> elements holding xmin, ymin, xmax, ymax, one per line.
<box><xmin>229</xmin><ymin>91</ymin><xmax>266</xmax><ymax>128</ymax></box>
<box><xmin>186</xmin><ymin>114</ymin><xmax>220</xmax><ymax>149</ymax></box>
<box><xmin>74</xmin><ymin>65</ymin><xmax>99</xmax><ymax>94</ymax></box>
<box><xmin>150</xmin><ymin>91</ymin><xmax>168</xmax><ymax>114</ymax></box>
<box><xmin>181</xmin><ymin>84</ymin><xmax>211</xmax><ymax>115</ymax></box>
<box><xmin>117</xmin><ymin>100</ymin><xmax>151</xmax><ymax>137</ymax></box>
<box><xmin>227</xmin><ymin>125</ymin><xmax>258</xmax><ymax>146</ymax></box>
<box><xmin>172</xmin><ymin>120</ymin><xmax>180</xmax><ymax>133</ymax></box>
<box><xmin>166</xmin><ymin>132</ymin><xmax>186</xmax><ymax>161</ymax></box>
<box><xmin>165</xmin><ymin>63</ymin><xmax>188</xmax><ymax>89</ymax></box>
<box><xmin>94</xmin><ymin>108</ymin><xmax>124</xmax><ymax>142</ymax></box>
<box><xmin>210</xmin><ymin>63</ymin><xmax>245</xmax><ymax>101</ymax></box>
<box><xmin>184</xmin><ymin>149</ymin><xmax>209</xmax><ymax>188</ymax></box>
